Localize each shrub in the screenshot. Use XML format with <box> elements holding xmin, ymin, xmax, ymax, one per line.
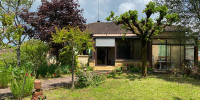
<box><xmin>0</xmin><ymin>66</ymin><xmax>11</xmax><ymax>88</ymax></box>
<box><xmin>10</xmin><ymin>76</ymin><xmax>34</xmax><ymax>99</ymax></box>
<box><xmin>115</xmin><ymin>67</ymin><xmax>122</xmax><ymax>72</ymax></box>
<box><xmin>90</xmin><ymin>73</ymin><xmax>106</xmax><ymax>87</ymax></box>
<box><xmin>147</xmin><ymin>67</ymin><xmax>153</xmax><ymax>71</ymax></box>
<box><xmin>10</xmin><ymin>68</ymin><xmax>34</xmax><ymax>99</ymax></box>
<box><xmin>48</xmin><ymin>64</ymin><xmax>57</xmax><ymax>75</ymax></box>
<box><xmin>130</xmin><ymin>67</ymin><xmax>141</xmax><ymax>73</ymax></box>
<box><xmin>107</xmin><ymin>71</ymin><xmax>116</xmax><ymax>78</ymax></box>
<box><xmin>87</xmin><ymin>66</ymin><xmax>94</xmax><ymax>71</ymax></box>
<box><xmin>76</xmin><ymin>71</ymin><xmax>90</xmax><ymax>88</ymax></box>
<box><xmin>183</xmin><ymin>66</ymin><xmax>200</xmax><ymax>79</ymax></box>
<box><xmin>0</xmin><ymin>50</ymin><xmax>17</xmax><ymax>67</ymax></box>
<box><xmin>36</xmin><ymin>63</ymin><xmax>48</xmax><ymax>78</ymax></box>
<box><xmin>59</xmin><ymin>65</ymin><xmax>71</xmax><ymax>74</ymax></box>
<box><xmin>76</xmin><ymin>71</ymin><xmax>106</xmax><ymax>88</ymax></box>
<box><xmin>36</xmin><ymin>63</ymin><xmax>60</xmax><ymax>78</ymax></box>
<box><xmin>21</xmin><ymin>39</ymin><xmax>49</xmax><ymax>75</ymax></box>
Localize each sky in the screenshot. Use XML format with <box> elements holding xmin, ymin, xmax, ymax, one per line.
<box><xmin>30</xmin><ymin>0</ymin><xmax>155</xmax><ymax>23</ymax></box>
<box><xmin>3</xmin><ymin>0</ymin><xmax>157</xmax><ymax>44</ymax></box>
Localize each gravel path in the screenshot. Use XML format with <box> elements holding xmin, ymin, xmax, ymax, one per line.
<box><xmin>0</xmin><ymin>76</ymin><xmax>73</xmax><ymax>99</ymax></box>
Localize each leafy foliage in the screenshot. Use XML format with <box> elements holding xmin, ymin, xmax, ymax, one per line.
<box><xmin>10</xmin><ymin>66</ymin><xmax>34</xmax><ymax>99</ymax></box>
<box><xmin>59</xmin><ymin>65</ymin><xmax>72</xmax><ymax>74</ymax></box>
<box><xmin>0</xmin><ymin>48</ymin><xmax>16</xmax><ymax>67</ymax></box>
<box><xmin>76</xmin><ymin>71</ymin><xmax>106</xmax><ymax>88</ymax></box>
<box><xmin>0</xmin><ymin>66</ymin><xmax>11</xmax><ymax>88</ymax></box>
<box><xmin>155</xmin><ymin>0</ymin><xmax>200</xmax><ymax>32</ymax></box>
<box><xmin>0</xmin><ymin>0</ymin><xmax>35</xmax><ymax>67</ymax></box>
<box><xmin>21</xmin><ymin>39</ymin><xmax>49</xmax><ymax>75</ymax></box>
<box><xmin>20</xmin><ymin>0</ymin><xmax>86</xmax><ymax>60</ymax></box>
<box><xmin>52</xmin><ymin>26</ymin><xmax>94</xmax><ymax>89</ymax></box>
<box><xmin>10</xmin><ymin>75</ymin><xmax>34</xmax><ymax>99</ymax></box>
<box><xmin>36</xmin><ymin>63</ymin><xmax>60</xmax><ymax>78</ymax></box>
<box><xmin>130</xmin><ymin>67</ymin><xmax>141</xmax><ymax>73</ymax></box>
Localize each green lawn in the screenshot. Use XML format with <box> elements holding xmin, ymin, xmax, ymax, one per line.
<box><xmin>28</xmin><ymin>73</ymin><xmax>200</xmax><ymax>100</ymax></box>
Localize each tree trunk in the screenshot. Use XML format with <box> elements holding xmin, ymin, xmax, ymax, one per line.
<box><xmin>17</xmin><ymin>44</ymin><xmax>21</xmax><ymax>67</ymax></box>
<box><xmin>71</xmin><ymin>47</ymin><xmax>75</xmax><ymax>90</ymax></box>
<box><xmin>141</xmin><ymin>39</ymin><xmax>147</xmax><ymax>77</ymax></box>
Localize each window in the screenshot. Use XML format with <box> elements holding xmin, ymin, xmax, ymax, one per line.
<box><xmin>158</xmin><ymin>45</ymin><xmax>169</xmax><ymax>57</ymax></box>
<box><xmin>116</xmin><ymin>39</ymin><xmax>142</xmax><ymax>60</ymax></box>
<box><xmin>116</xmin><ymin>39</ymin><xmax>131</xmax><ymax>59</ymax></box>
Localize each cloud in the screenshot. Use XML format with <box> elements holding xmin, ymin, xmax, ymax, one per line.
<box><xmin>117</xmin><ymin>2</ymin><xmax>135</xmax><ymax>15</ymax></box>
<box><xmin>29</xmin><ymin>0</ymin><xmax>158</xmax><ymax>23</ymax></box>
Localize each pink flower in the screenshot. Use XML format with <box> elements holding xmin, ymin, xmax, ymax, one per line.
<box><xmin>69</xmin><ymin>69</ymin><xmax>71</xmax><ymax>72</ymax></box>
<box><xmin>26</xmin><ymin>74</ymin><xmax>29</xmax><ymax>76</ymax></box>
<box><xmin>107</xmin><ymin>72</ymin><xmax>109</xmax><ymax>74</ymax></box>
<box><xmin>98</xmin><ymin>73</ymin><xmax>100</xmax><ymax>75</ymax></box>
<box><xmin>54</xmin><ymin>74</ymin><xmax>56</xmax><ymax>76</ymax></box>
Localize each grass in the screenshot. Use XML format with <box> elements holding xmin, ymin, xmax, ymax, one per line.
<box><xmin>25</xmin><ymin>73</ymin><xmax>200</xmax><ymax>100</ymax></box>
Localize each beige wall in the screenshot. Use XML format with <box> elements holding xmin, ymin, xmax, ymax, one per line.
<box><xmin>89</xmin><ymin>60</ymin><xmax>95</xmax><ymax>67</ymax></box>
<box><xmin>89</xmin><ymin>59</ymin><xmax>150</xmax><ymax>68</ymax></box>
<box><xmin>152</xmin><ymin>45</ymin><xmax>159</xmax><ymax>67</ymax></box>
<box><xmin>78</xmin><ymin>55</ymin><xmax>89</xmax><ymax>67</ymax></box>
<box><xmin>115</xmin><ymin>60</ymin><xmax>150</xmax><ymax>68</ymax></box>
<box><xmin>46</xmin><ymin>53</ymin><xmax>57</xmax><ymax>65</ymax></box>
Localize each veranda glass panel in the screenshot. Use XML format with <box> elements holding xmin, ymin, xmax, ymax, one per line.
<box><xmin>170</xmin><ymin>46</ymin><xmax>184</xmax><ymax>69</ymax></box>
<box><xmin>185</xmin><ymin>46</ymin><xmax>194</xmax><ymax>66</ymax></box>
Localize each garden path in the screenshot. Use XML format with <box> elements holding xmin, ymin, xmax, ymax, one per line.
<box><xmin>0</xmin><ymin>75</ymin><xmax>73</xmax><ymax>99</ymax></box>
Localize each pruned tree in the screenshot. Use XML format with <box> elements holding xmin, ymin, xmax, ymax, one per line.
<box><xmin>20</xmin><ymin>0</ymin><xmax>86</xmax><ymax>61</ymax></box>
<box><xmin>106</xmin><ymin>1</ymin><xmax>177</xmax><ymax>77</ymax></box>
<box><xmin>0</xmin><ymin>0</ymin><xmax>35</xmax><ymax>67</ymax></box>
<box><xmin>52</xmin><ymin>26</ymin><xmax>93</xmax><ymax>89</ymax></box>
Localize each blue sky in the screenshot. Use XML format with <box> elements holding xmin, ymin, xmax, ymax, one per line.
<box><xmin>30</xmin><ymin>0</ymin><xmax>154</xmax><ymax>23</ymax></box>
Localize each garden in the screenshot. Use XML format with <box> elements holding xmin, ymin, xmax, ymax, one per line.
<box><xmin>1</xmin><ymin>0</ymin><xmax>200</xmax><ymax>100</ymax></box>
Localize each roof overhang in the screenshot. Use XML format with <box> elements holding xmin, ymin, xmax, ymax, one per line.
<box><xmin>92</xmin><ymin>33</ymin><xmax>137</xmax><ymax>37</ymax></box>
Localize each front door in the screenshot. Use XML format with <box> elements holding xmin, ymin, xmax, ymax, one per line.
<box><xmin>96</xmin><ymin>47</ymin><xmax>115</xmax><ymax>66</ymax></box>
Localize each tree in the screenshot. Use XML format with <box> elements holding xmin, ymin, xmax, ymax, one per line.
<box><xmin>20</xmin><ymin>0</ymin><xmax>86</xmax><ymax>62</ymax></box>
<box><xmin>0</xmin><ymin>12</ymin><xmax>25</xmax><ymax>67</ymax></box>
<box><xmin>0</xmin><ymin>34</ymin><xmax>6</xmax><ymax>49</ymax></box>
<box><xmin>52</xmin><ymin>26</ymin><xmax>93</xmax><ymax>89</ymax></box>
<box><xmin>106</xmin><ymin>1</ymin><xmax>177</xmax><ymax>77</ymax></box>
<box><xmin>155</xmin><ymin>0</ymin><xmax>200</xmax><ymax>28</ymax></box>
<box><xmin>0</xmin><ymin>0</ymin><xmax>35</xmax><ymax>67</ymax></box>
<box><xmin>155</xmin><ymin>0</ymin><xmax>200</xmax><ymax>66</ymax></box>
<box><xmin>21</xmin><ymin>39</ymin><xmax>49</xmax><ymax>77</ymax></box>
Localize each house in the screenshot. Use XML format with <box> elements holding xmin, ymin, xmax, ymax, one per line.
<box><xmin>86</xmin><ymin>22</ymin><xmax>198</xmax><ymax>70</ymax></box>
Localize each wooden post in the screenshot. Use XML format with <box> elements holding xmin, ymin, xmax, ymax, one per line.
<box><xmin>150</xmin><ymin>41</ymin><xmax>153</xmax><ymax>68</ymax></box>
<box><xmin>165</xmin><ymin>40</ymin><xmax>167</xmax><ymax>69</ymax></box>
<box><xmin>194</xmin><ymin>44</ymin><xmax>198</xmax><ymax>66</ymax></box>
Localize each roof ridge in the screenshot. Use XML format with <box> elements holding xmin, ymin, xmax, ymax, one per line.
<box><xmin>86</xmin><ymin>21</ymin><xmax>113</xmax><ymax>25</ymax></box>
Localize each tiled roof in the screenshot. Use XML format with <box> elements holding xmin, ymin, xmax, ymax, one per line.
<box><xmin>86</xmin><ymin>22</ymin><xmax>132</xmax><ymax>34</ymax></box>
<box><xmin>86</xmin><ymin>22</ymin><xmax>184</xmax><ymax>34</ymax></box>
